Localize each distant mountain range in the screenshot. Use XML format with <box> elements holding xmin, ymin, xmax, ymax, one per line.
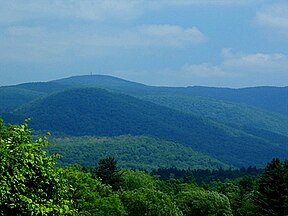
<box><xmin>0</xmin><ymin>75</ymin><xmax>287</xmax><ymax>168</ymax></box>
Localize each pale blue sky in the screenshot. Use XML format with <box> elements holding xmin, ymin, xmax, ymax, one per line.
<box><xmin>0</xmin><ymin>0</ymin><xmax>288</xmax><ymax>87</ymax></box>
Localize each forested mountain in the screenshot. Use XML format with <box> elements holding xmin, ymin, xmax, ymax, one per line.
<box><xmin>185</xmin><ymin>86</ymin><xmax>288</xmax><ymax>115</ymax></box>
<box><xmin>4</xmin><ymin>87</ymin><xmax>287</xmax><ymax>168</ymax></box>
<box><xmin>1</xmin><ymin>75</ymin><xmax>287</xmax><ymax>115</ymax></box>
<box><xmin>52</xmin><ymin>75</ymin><xmax>288</xmax><ymax>115</ymax></box>
<box><xmin>141</xmin><ymin>94</ymin><xmax>288</xmax><ymax>137</ymax></box>
<box><xmin>0</xmin><ymin>86</ymin><xmax>43</xmax><ymax>112</ymax></box>
<box><xmin>0</xmin><ymin>75</ymin><xmax>287</xmax><ymax>168</ymax></box>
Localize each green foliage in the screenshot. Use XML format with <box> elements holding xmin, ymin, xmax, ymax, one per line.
<box><xmin>63</xmin><ymin>166</ymin><xmax>126</xmax><ymax>216</ymax></box>
<box><xmin>47</xmin><ymin>135</ymin><xmax>227</xmax><ymax>170</ymax></box>
<box><xmin>95</xmin><ymin>157</ymin><xmax>122</xmax><ymax>191</ymax></box>
<box><xmin>1</xmin><ymin>118</ymin><xmax>286</xmax><ymax>216</ymax></box>
<box><xmin>151</xmin><ymin>166</ymin><xmax>262</xmax><ymax>184</ymax></box>
<box><xmin>119</xmin><ymin>188</ymin><xmax>183</xmax><ymax>216</ymax></box>
<box><xmin>209</xmin><ymin>181</ymin><xmax>243</xmax><ymax>216</ymax></box>
<box><xmin>0</xmin><ymin>119</ymin><xmax>74</xmax><ymax>215</ymax></box>
<box><xmin>141</xmin><ymin>94</ymin><xmax>288</xmax><ymax>137</ymax></box>
<box><xmin>237</xmin><ymin>191</ymin><xmax>259</xmax><ymax>216</ymax></box>
<box><xmin>0</xmin><ymin>86</ymin><xmax>42</xmax><ymax>113</ymax></box>
<box><xmin>175</xmin><ymin>187</ymin><xmax>233</xmax><ymax>216</ymax></box>
<box><xmin>254</xmin><ymin>158</ymin><xmax>288</xmax><ymax>216</ymax></box>
<box><xmin>121</xmin><ymin>170</ymin><xmax>156</xmax><ymax>191</ymax></box>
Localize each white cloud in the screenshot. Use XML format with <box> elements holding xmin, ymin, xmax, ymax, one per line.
<box><xmin>0</xmin><ymin>24</ymin><xmax>206</xmax><ymax>62</ymax></box>
<box><xmin>160</xmin><ymin>49</ymin><xmax>288</xmax><ymax>87</ymax></box>
<box><xmin>254</xmin><ymin>3</ymin><xmax>288</xmax><ymax>37</ymax></box>
<box><xmin>255</xmin><ymin>3</ymin><xmax>288</xmax><ymax>28</ymax></box>
<box><xmin>182</xmin><ymin>63</ymin><xmax>228</xmax><ymax>78</ymax></box>
<box><xmin>222</xmin><ymin>50</ymin><xmax>288</xmax><ymax>74</ymax></box>
<box><xmin>137</xmin><ymin>25</ymin><xmax>206</xmax><ymax>47</ymax></box>
<box><xmin>0</xmin><ymin>0</ymin><xmax>266</xmax><ymax>24</ymax></box>
<box><xmin>0</xmin><ymin>0</ymin><xmax>142</xmax><ymax>23</ymax></box>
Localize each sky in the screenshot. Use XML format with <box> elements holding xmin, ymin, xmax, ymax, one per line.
<box><xmin>0</xmin><ymin>0</ymin><xmax>288</xmax><ymax>87</ymax></box>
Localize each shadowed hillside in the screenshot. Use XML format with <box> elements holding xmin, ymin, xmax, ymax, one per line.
<box><xmin>12</xmin><ymin>88</ymin><xmax>288</xmax><ymax>168</ymax></box>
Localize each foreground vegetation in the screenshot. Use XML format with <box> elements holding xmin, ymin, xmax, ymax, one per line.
<box><xmin>1</xmin><ymin>120</ymin><xmax>287</xmax><ymax>215</ymax></box>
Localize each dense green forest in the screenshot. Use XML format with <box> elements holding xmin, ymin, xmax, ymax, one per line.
<box><xmin>1</xmin><ymin>120</ymin><xmax>287</xmax><ymax>215</ymax></box>
<box><xmin>140</xmin><ymin>94</ymin><xmax>288</xmax><ymax>137</ymax></box>
<box><xmin>46</xmin><ymin>135</ymin><xmax>228</xmax><ymax>170</ymax></box>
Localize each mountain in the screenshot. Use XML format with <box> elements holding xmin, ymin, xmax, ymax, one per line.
<box><xmin>0</xmin><ymin>86</ymin><xmax>43</xmax><ymax>113</ymax></box>
<box><xmin>1</xmin><ymin>75</ymin><xmax>287</xmax><ymax>168</ymax></box>
<box><xmin>140</xmin><ymin>94</ymin><xmax>288</xmax><ymax>137</ymax></box>
<box><xmin>183</xmin><ymin>86</ymin><xmax>288</xmax><ymax>115</ymax></box>
<box><xmin>3</xmin><ymin>75</ymin><xmax>287</xmax><ymax>115</ymax></box>
<box><xmin>11</xmin><ymin>87</ymin><xmax>288</xmax><ymax>168</ymax></box>
<box><xmin>46</xmin><ymin>135</ymin><xmax>229</xmax><ymax>170</ymax></box>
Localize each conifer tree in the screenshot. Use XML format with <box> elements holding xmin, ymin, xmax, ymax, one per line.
<box><xmin>95</xmin><ymin>156</ymin><xmax>121</xmax><ymax>191</ymax></box>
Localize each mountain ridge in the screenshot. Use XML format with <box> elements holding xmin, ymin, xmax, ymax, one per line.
<box><xmin>2</xmin><ymin>74</ymin><xmax>287</xmax><ymax>115</ymax></box>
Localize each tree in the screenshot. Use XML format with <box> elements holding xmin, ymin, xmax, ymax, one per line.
<box><xmin>175</xmin><ymin>187</ymin><xmax>233</xmax><ymax>216</ymax></box>
<box><xmin>0</xmin><ymin>119</ymin><xmax>75</xmax><ymax>215</ymax></box>
<box><xmin>121</xmin><ymin>170</ymin><xmax>156</xmax><ymax>191</ymax></box>
<box><xmin>95</xmin><ymin>156</ymin><xmax>121</xmax><ymax>191</ymax></box>
<box><xmin>63</xmin><ymin>166</ymin><xmax>126</xmax><ymax>216</ymax></box>
<box><xmin>254</xmin><ymin>158</ymin><xmax>288</xmax><ymax>216</ymax></box>
<box><xmin>119</xmin><ymin>188</ymin><xmax>183</xmax><ymax>216</ymax></box>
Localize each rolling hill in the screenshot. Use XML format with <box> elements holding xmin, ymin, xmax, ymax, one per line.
<box><xmin>1</xmin><ymin>75</ymin><xmax>287</xmax><ymax>115</ymax></box>
<box><xmin>51</xmin><ymin>75</ymin><xmax>288</xmax><ymax>115</ymax></box>
<box><xmin>46</xmin><ymin>135</ymin><xmax>229</xmax><ymax>170</ymax></box>
<box><xmin>140</xmin><ymin>94</ymin><xmax>288</xmax><ymax>137</ymax></box>
<box><xmin>1</xmin><ymin>75</ymin><xmax>287</xmax><ymax>168</ymax></box>
<box><xmin>0</xmin><ymin>86</ymin><xmax>43</xmax><ymax>113</ymax></box>
<box><xmin>10</xmin><ymin>87</ymin><xmax>288</xmax><ymax>168</ymax></box>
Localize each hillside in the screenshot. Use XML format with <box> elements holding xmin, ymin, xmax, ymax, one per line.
<box><xmin>184</xmin><ymin>86</ymin><xmax>288</xmax><ymax>115</ymax></box>
<box><xmin>0</xmin><ymin>86</ymin><xmax>43</xmax><ymax>113</ymax></box>
<box><xmin>47</xmin><ymin>135</ymin><xmax>229</xmax><ymax>170</ymax></box>
<box><xmin>140</xmin><ymin>94</ymin><xmax>288</xmax><ymax>137</ymax></box>
<box><xmin>52</xmin><ymin>75</ymin><xmax>288</xmax><ymax>115</ymax></box>
<box><xmin>13</xmin><ymin>87</ymin><xmax>288</xmax><ymax>168</ymax></box>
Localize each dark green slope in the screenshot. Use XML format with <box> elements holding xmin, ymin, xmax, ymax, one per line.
<box><xmin>15</xmin><ymin>88</ymin><xmax>288</xmax><ymax>168</ymax></box>
<box><xmin>47</xmin><ymin>135</ymin><xmax>229</xmax><ymax>170</ymax></box>
<box><xmin>0</xmin><ymin>82</ymin><xmax>67</xmax><ymax>113</ymax></box>
<box><xmin>141</xmin><ymin>94</ymin><xmax>288</xmax><ymax>137</ymax></box>
<box><xmin>0</xmin><ymin>86</ymin><xmax>43</xmax><ymax>113</ymax></box>
<box><xmin>0</xmin><ymin>75</ymin><xmax>152</xmax><ymax>112</ymax></box>
<box><xmin>52</xmin><ymin>75</ymin><xmax>288</xmax><ymax>115</ymax></box>
<box><xmin>15</xmin><ymin>81</ymin><xmax>67</xmax><ymax>93</ymax></box>
<box><xmin>183</xmin><ymin>86</ymin><xmax>288</xmax><ymax>115</ymax></box>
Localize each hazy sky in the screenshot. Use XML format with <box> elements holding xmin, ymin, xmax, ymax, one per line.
<box><xmin>1</xmin><ymin>0</ymin><xmax>288</xmax><ymax>87</ymax></box>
